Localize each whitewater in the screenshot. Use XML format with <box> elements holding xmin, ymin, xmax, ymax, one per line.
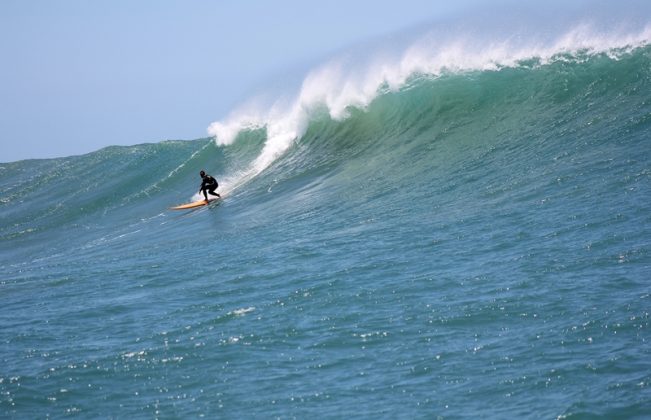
<box><xmin>1</xmin><ymin>3</ymin><xmax>650</xmax><ymax>418</ymax></box>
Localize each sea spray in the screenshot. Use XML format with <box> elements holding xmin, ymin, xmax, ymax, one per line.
<box><xmin>208</xmin><ymin>13</ymin><xmax>651</xmax><ymax>195</ymax></box>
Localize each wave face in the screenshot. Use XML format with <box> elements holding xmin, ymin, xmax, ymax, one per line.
<box><xmin>2</xmin><ymin>13</ymin><xmax>651</xmax><ymax>420</ymax></box>
<box><xmin>208</xmin><ymin>3</ymin><xmax>651</xmax><ymax>188</ymax></box>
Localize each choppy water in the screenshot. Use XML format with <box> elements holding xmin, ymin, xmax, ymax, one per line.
<box><xmin>2</xmin><ymin>19</ymin><xmax>651</xmax><ymax>419</ymax></box>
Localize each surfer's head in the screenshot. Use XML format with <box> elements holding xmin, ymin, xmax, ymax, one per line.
<box><xmin>200</xmin><ymin>170</ymin><xmax>206</xmax><ymax>177</ymax></box>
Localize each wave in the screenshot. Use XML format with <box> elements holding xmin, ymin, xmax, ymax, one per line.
<box><xmin>207</xmin><ymin>2</ymin><xmax>651</xmax><ymax>191</ymax></box>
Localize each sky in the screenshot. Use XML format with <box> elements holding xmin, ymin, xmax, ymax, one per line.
<box><xmin>0</xmin><ymin>0</ymin><xmax>498</xmax><ymax>162</ymax></box>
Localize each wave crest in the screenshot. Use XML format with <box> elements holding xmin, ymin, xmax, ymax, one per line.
<box><xmin>208</xmin><ymin>7</ymin><xmax>651</xmax><ymax>191</ymax></box>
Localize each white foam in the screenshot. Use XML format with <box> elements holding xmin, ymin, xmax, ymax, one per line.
<box><xmin>228</xmin><ymin>306</ymin><xmax>255</xmax><ymax>316</ymax></box>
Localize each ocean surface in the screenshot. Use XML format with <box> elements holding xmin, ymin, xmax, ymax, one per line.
<box><xmin>2</xmin><ymin>14</ymin><xmax>651</xmax><ymax>419</ymax></box>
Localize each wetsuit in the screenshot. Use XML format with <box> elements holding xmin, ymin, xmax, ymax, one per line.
<box><xmin>200</xmin><ymin>174</ymin><xmax>220</xmax><ymax>200</ymax></box>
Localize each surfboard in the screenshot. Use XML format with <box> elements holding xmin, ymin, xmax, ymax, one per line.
<box><xmin>169</xmin><ymin>198</ymin><xmax>218</xmax><ymax>210</ymax></box>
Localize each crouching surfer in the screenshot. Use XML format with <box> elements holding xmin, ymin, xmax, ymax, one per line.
<box><xmin>199</xmin><ymin>170</ymin><xmax>220</xmax><ymax>201</ymax></box>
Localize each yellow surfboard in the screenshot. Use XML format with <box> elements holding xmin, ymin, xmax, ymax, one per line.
<box><xmin>169</xmin><ymin>198</ymin><xmax>219</xmax><ymax>210</ymax></box>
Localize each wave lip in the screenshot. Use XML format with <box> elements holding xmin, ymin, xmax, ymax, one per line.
<box><xmin>208</xmin><ymin>6</ymin><xmax>651</xmax><ymax>189</ymax></box>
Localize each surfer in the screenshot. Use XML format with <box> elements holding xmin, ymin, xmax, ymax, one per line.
<box><xmin>199</xmin><ymin>170</ymin><xmax>220</xmax><ymax>201</ymax></box>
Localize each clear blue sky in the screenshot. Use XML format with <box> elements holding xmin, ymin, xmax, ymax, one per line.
<box><xmin>0</xmin><ymin>0</ymin><xmax>497</xmax><ymax>162</ymax></box>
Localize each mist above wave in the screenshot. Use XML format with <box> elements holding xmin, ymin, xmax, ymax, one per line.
<box><xmin>208</xmin><ymin>1</ymin><xmax>651</xmax><ymax>192</ymax></box>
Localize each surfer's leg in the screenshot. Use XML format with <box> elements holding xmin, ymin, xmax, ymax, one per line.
<box><xmin>208</xmin><ymin>186</ymin><xmax>220</xmax><ymax>197</ymax></box>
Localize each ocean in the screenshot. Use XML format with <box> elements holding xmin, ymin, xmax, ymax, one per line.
<box><xmin>2</xmin><ymin>12</ymin><xmax>651</xmax><ymax>419</ymax></box>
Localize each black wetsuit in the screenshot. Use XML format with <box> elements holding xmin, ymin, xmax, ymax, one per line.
<box><xmin>200</xmin><ymin>175</ymin><xmax>220</xmax><ymax>200</ymax></box>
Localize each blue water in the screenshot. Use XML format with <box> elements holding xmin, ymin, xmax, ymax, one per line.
<box><xmin>2</xmin><ymin>27</ymin><xmax>651</xmax><ymax>419</ymax></box>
